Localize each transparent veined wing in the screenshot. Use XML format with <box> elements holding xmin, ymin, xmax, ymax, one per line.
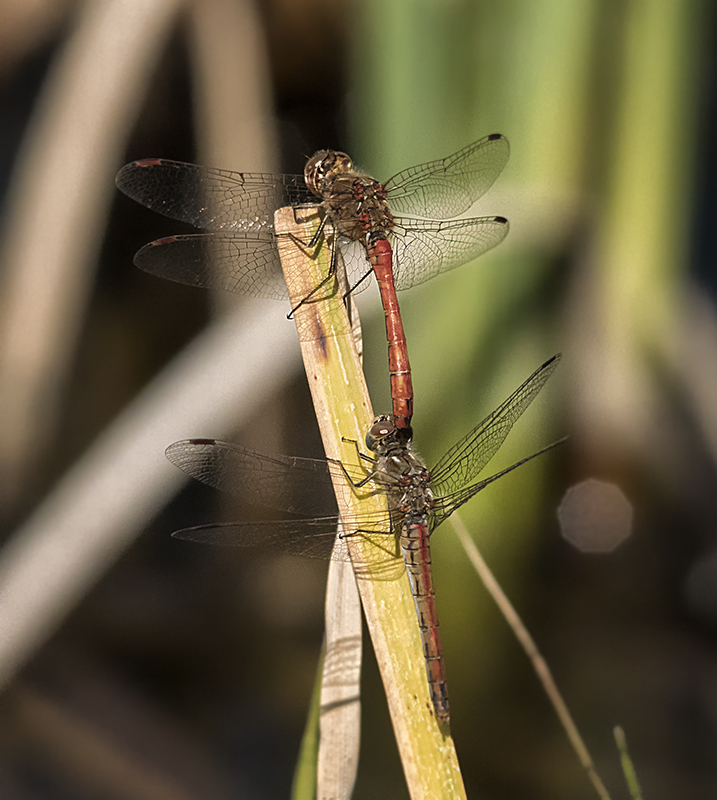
<box><xmin>383</xmin><ymin>134</ymin><xmax>509</xmax><ymax>219</ymax></box>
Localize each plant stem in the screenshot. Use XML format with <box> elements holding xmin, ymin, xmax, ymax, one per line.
<box><xmin>274</xmin><ymin>206</ymin><xmax>466</xmax><ymax>799</ymax></box>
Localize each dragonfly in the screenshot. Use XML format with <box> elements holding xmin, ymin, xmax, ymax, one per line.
<box><xmin>116</xmin><ymin>134</ymin><xmax>510</xmax><ymax>435</ymax></box>
<box><xmin>166</xmin><ymin>355</ymin><xmax>562</xmax><ymax>723</ymax></box>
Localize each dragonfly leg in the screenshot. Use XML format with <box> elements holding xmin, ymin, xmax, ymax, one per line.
<box><xmin>326</xmin><ymin>455</ymin><xmax>376</xmax><ymax>490</ymax></box>
<box><xmin>283</xmin><ymin>218</ymin><xmax>342</xmax><ymax>319</ymax></box>
<box><xmin>339</xmin><ymin>528</ymin><xmax>399</xmax><ymax>559</ymax></box>
<box><xmin>289</xmin><ymin>203</ymin><xmax>322</xmax><ymax>224</ymax></box>
<box><xmin>341</xmin><ymin>436</ymin><xmax>376</xmax><ymax>466</ymax></box>
<box><xmin>343</xmin><ymin>267</ymin><xmax>373</xmax><ymax>301</ymax></box>
<box><xmin>286</xmin><ymin>270</ymin><xmax>338</xmax><ymax>318</ymax></box>
<box><xmin>282</xmin><ymin>207</ymin><xmax>328</xmax><ymax>252</ymax></box>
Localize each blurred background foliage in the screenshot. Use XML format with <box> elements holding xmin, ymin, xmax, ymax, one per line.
<box><xmin>0</xmin><ymin>0</ymin><xmax>716</xmax><ymax>798</ymax></box>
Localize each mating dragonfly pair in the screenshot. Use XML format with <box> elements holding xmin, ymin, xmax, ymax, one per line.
<box><xmin>116</xmin><ymin>135</ymin><xmax>560</xmax><ymax>724</ymax></box>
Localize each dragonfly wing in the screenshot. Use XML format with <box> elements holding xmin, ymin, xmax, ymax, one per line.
<box><xmin>116</xmin><ymin>159</ymin><xmax>312</xmax><ymax>230</ymax></box>
<box><xmin>166</xmin><ymin>439</ymin><xmax>369</xmax><ymax>515</ymax></box>
<box><xmin>429</xmin><ymin>355</ymin><xmax>561</xmax><ymax>498</ymax></box>
<box><xmin>172</xmin><ymin>518</ymin><xmax>346</xmax><ymax>560</ymax></box>
<box><xmin>382</xmin><ymin>134</ymin><xmax>509</xmax><ymax>219</ymax></box>
<box><xmin>389</xmin><ymin>216</ymin><xmax>509</xmax><ymax>290</ymax></box>
<box><xmin>172</xmin><ymin>514</ymin><xmax>402</xmax><ymax>568</ymax></box>
<box><xmin>134</xmin><ymin>232</ymin><xmax>290</xmax><ymax>300</ymax></box>
<box><xmin>429</xmin><ymin>438</ymin><xmax>567</xmax><ymax>531</ymax></box>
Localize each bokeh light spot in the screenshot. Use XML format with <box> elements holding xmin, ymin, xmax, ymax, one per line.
<box><xmin>557</xmin><ymin>479</ymin><xmax>633</xmax><ymax>553</ymax></box>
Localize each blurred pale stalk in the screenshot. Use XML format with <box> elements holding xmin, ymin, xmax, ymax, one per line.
<box><xmin>0</xmin><ymin>0</ymin><xmax>183</xmax><ymax>510</ymax></box>
<box><xmin>188</xmin><ymin>0</ymin><xmax>277</xmax><ymax>171</ymax></box>
<box><xmin>10</xmin><ymin>682</ymin><xmax>228</xmax><ymax>800</ymax></box>
<box><xmin>316</xmin><ymin>545</ymin><xmax>362</xmax><ymax>800</ymax></box>
<box><xmin>0</xmin><ymin>0</ymin><xmax>73</xmax><ymax>76</ymax></box>
<box><xmin>187</xmin><ymin>0</ymin><xmax>281</xmax><ymax>372</ymax></box>
<box><xmin>577</xmin><ymin>0</ymin><xmax>697</xmax><ymax>459</ymax></box>
<box><xmin>0</xmin><ymin>302</ymin><xmax>301</xmax><ymax>688</ymax></box>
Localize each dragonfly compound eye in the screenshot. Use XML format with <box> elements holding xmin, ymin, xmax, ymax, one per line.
<box><xmin>330</xmin><ymin>152</ymin><xmax>353</xmax><ymax>173</ymax></box>
<box><xmin>305</xmin><ymin>150</ymin><xmax>355</xmax><ymax>193</ymax></box>
<box><xmin>365</xmin><ymin>416</ymin><xmax>395</xmax><ymax>451</ymax></box>
<box><xmin>304</xmin><ymin>150</ymin><xmax>330</xmax><ymax>194</ymax></box>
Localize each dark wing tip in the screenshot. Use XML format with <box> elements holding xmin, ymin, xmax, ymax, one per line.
<box><xmin>170</xmin><ymin>525</ymin><xmax>214</xmax><ymax>544</ymax></box>
<box><xmin>488</xmin><ymin>133</ymin><xmax>505</xmax><ymax>141</ymax></box>
<box><xmin>493</xmin><ymin>215</ymin><xmax>508</xmax><ymax>225</ymax></box>
<box><xmin>132</xmin><ymin>238</ymin><xmax>176</xmax><ymax>270</ymax></box>
<box><xmin>116</xmin><ymin>158</ymin><xmax>163</xmax><ymax>187</ymax></box>
<box><xmin>140</xmin><ymin>236</ymin><xmax>181</xmax><ymax>248</ymax></box>
<box><xmin>165</xmin><ymin>438</ymin><xmax>216</xmax><ymax>457</ymax></box>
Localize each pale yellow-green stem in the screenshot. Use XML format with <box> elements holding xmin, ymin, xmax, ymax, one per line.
<box><xmin>274</xmin><ymin>206</ymin><xmax>466</xmax><ymax>799</ymax></box>
<box><xmin>614</xmin><ymin>726</ymin><xmax>644</xmax><ymax>800</ymax></box>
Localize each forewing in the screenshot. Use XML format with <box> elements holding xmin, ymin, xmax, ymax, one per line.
<box><xmin>166</xmin><ymin>439</ymin><xmax>368</xmax><ymax>516</ymax></box>
<box><xmin>133</xmin><ymin>232</ymin><xmax>289</xmax><ymax>300</ymax></box>
<box><xmin>429</xmin><ymin>355</ymin><xmax>561</xmax><ymax>498</ymax></box>
<box><xmin>383</xmin><ymin>134</ymin><xmax>509</xmax><ymax>219</ymax></box>
<box><xmin>116</xmin><ymin>159</ymin><xmax>312</xmax><ymax>230</ymax></box>
<box><xmin>389</xmin><ymin>216</ymin><xmax>509</xmax><ymax>290</ymax></box>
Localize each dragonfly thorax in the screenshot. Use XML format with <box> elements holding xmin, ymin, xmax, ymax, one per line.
<box><xmin>304</xmin><ymin>151</ymin><xmax>394</xmax><ymax>245</ymax></box>
<box><xmin>365</xmin><ymin>415</ymin><xmax>432</xmax><ymax>513</ymax></box>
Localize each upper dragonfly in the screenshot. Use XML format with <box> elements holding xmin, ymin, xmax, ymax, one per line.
<box><xmin>116</xmin><ymin>134</ymin><xmax>510</xmax><ymax>434</ymax></box>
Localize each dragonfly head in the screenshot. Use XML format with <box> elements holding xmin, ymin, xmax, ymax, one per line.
<box><xmin>365</xmin><ymin>415</ymin><xmax>413</xmax><ymax>453</ymax></box>
<box><xmin>305</xmin><ymin>150</ymin><xmax>353</xmax><ymax>196</ymax></box>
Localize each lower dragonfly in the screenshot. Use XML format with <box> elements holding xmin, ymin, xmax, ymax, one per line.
<box><xmin>168</xmin><ymin>355</ymin><xmax>562</xmax><ymax>723</ymax></box>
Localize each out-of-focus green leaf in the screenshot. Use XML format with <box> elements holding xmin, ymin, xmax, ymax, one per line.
<box><xmin>291</xmin><ymin>645</ymin><xmax>324</xmax><ymax>800</ymax></box>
